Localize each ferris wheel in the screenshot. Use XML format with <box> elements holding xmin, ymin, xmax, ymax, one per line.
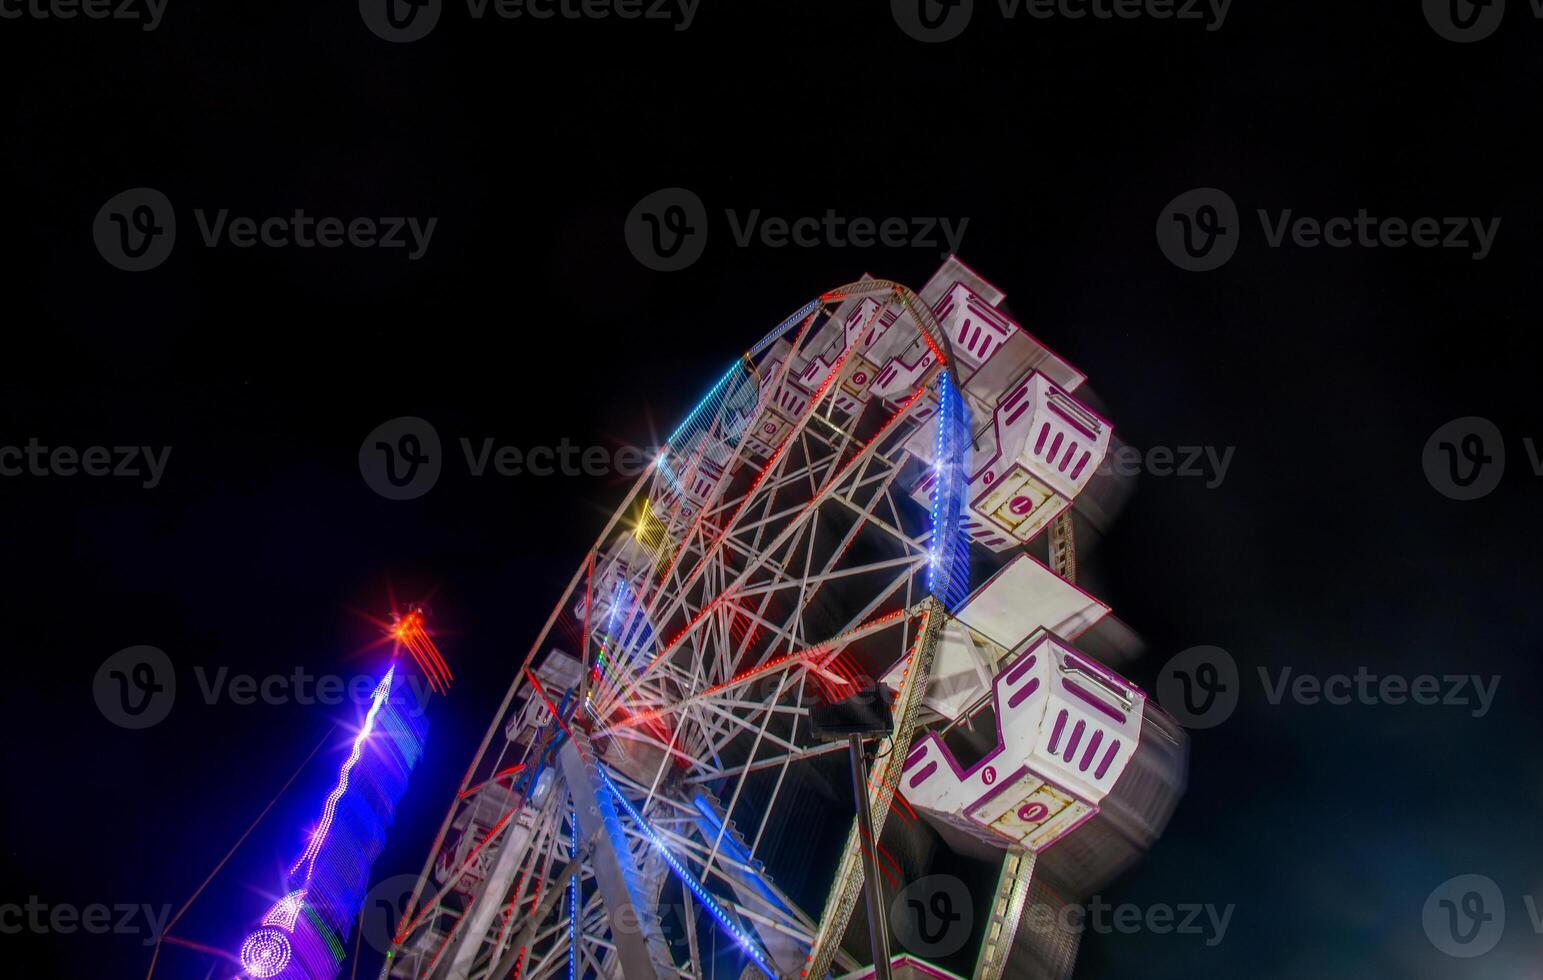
<box><xmin>384</xmin><ymin>259</ymin><xmax>1187</xmax><ymax>980</ymax></box>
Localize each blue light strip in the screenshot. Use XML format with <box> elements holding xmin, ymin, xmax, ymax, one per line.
<box><xmin>596</xmin><ymin>768</ymin><xmax>777</xmax><ymax>979</ymax></box>
<box><xmin>658</xmin><ymin>299</ymin><xmax>820</xmax><ymax>499</ymax></box>
<box><xmin>665</xmin><ymin>361</ymin><xmax>742</xmax><ymax>447</ymax></box>
<box><xmin>568</xmin><ymin>805</ymin><xmax>578</xmax><ymax>980</ymax></box>
<box><xmin>928</xmin><ymin>371</ymin><xmax>972</xmax><ymax>611</ymax></box>
<box><xmin>657</xmin><ymin>359</ymin><xmax>760</xmax><ymax>497</ymax></box>
<box><xmin>690</xmin><ymin>796</ymin><xmax>787</xmax><ymax>913</ymax></box>
<box><xmin>690</xmin><ymin>795</ymin><xmax>750</xmax><ymax>866</ymax></box>
<box><xmin>663</xmin><ymin>298</ymin><xmax>820</xmax><ymax>468</ymax></box>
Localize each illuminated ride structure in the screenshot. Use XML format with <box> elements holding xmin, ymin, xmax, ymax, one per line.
<box><xmin>219</xmin><ymin>609</ymin><xmax>441</xmax><ymax>980</ymax></box>
<box><xmin>386</xmin><ymin>260</ymin><xmax>1188</xmax><ymax>980</ymax></box>
<box><xmin>238</xmin><ymin>661</ymin><xmax>430</xmax><ymax>980</ymax></box>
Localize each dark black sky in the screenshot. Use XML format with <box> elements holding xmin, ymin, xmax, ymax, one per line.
<box><xmin>3</xmin><ymin>2</ymin><xmax>1543</xmax><ymax>978</ymax></box>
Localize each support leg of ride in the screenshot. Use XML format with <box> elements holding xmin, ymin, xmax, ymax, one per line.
<box><xmin>848</xmin><ymin>734</ymin><xmax>892</xmax><ymax>980</ymax></box>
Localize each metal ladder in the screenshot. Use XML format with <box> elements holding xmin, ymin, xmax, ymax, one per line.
<box><xmin>972</xmin><ymin>849</ymin><xmax>1035</xmax><ymax>980</ymax></box>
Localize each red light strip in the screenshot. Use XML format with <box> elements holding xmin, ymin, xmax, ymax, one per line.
<box><xmin>818</xmin><ymin>285</ymin><xmax>947</xmax><ymax>368</ymax></box>
<box><xmin>524</xmin><ymin>668</ymin><xmax>571</xmax><ymax>739</ymax></box>
<box><xmin>649</xmin><ymin>320</ymin><xmax>814</xmax><ymax>599</ymax></box>
<box><xmin>608</xmin><ymin>309</ymin><xmax>919</xmax><ymax>717</ymax></box>
<box><xmin>457</xmin><ymin>763</ymin><xmax>527</xmax><ymax>801</ymax></box>
<box><xmin>493</xmin><ymin>841</ymin><xmax>546</xmax><ymax>951</ymax></box>
<box><xmin>629</xmin><ymin>354</ymin><xmax>862</xmax><ymax>693</ymax></box>
<box><xmin>617</xmin><ymin>309</ymin><xmax>829</xmax><ymax>694</ymax></box>
<box><xmin>622</xmin><ymin>591</ymin><xmax>731</xmax><ymax>699</ymax></box>
<box><xmin>395</xmin><ymin>611</ymin><xmax>453</xmax><ymax>694</ymax></box>
<box><xmin>653</xmin><ymin>305</ymin><xmax>827</xmax><ymax>602</ymax></box>
<box><xmin>735</xmin><ymin>383</ymin><xmax>929</xmax><ymax>699</ymax></box>
<box><xmin>825</xmin><ymin>384</ymin><xmax>928</xmax><ymax>489</ymax></box>
<box><xmin>395</xmin><ymin>802</ymin><xmax>521</xmax><ymax>946</ymax></box>
<box><xmin>732</xmin><ymin>382</ymin><xmax>927</xmax><ymax>644</ymax></box>
<box><xmin>856</xmin><ymin>826</ymin><xmax>900</xmax><ymax>888</ymax></box>
<box><xmin>580</xmin><ymin>553</ymin><xmax>595</xmax><ymax>695</ymax></box>
<box><xmin>599</xmin><ymin>608</ymin><xmax>913</xmax><ymax>735</ymax></box>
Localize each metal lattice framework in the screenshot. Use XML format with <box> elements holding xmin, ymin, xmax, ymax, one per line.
<box><xmin>385</xmin><ymin>276</ymin><xmax>1019</xmax><ymax>980</ymax></box>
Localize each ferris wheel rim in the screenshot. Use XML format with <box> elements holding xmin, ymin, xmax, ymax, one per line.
<box><xmin>391</xmin><ymin>276</ymin><xmax>972</xmax><ymax>980</ymax></box>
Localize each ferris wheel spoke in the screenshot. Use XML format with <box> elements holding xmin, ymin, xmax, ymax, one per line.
<box><xmin>689</xmin><ymin>699</ymin><xmax>800</xmax><ymax>774</ymax></box>
<box><xmin>644</xmin><ymin>350</ymin><xmax>871</xmax><ymax>637</ymax></box>
<box><xmin>619</xmin><ymin>462</ymin><xmax>926</xmax><ymax>716</ymax></box>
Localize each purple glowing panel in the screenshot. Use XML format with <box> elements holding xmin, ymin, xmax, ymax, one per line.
<box><xmin>240</xmin><ymin>928</ymin><xmax>293</xmax><ymax>978</ymax></box>
<box><xmin>235</xmin><ymin>662</ymin><xmax>429</xmax><ymax>980</ymax></box>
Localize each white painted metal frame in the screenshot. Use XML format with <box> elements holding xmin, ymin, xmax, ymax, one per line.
<box><xmin>389</xmin><ymin>283</ymin><xmax>959</xmax><ymax>980</ymax></box>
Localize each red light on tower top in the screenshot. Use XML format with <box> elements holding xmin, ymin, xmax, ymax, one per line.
<box><xmin>391</xmin><ymin>604</ymin><xmax>452</xmax><ymax>695</ymax></box>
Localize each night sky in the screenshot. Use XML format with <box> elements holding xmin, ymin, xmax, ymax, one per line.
<box><xmin>4</xmin><ymin>2</ymin><xmax>1543</xmax><ymax>978</ymax></box>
